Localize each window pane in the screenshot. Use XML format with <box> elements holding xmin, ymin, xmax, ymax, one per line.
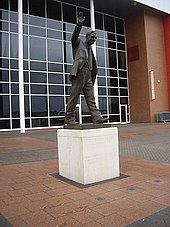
<box><xmin>99</xmin><ymin>97</ymin><xmax>107</xmax><ymax>114</ymax></box>
<box><xmin>108</xmin><ymin>97</ymin><xmax>119</xmax><ymax>114</ymax></box>
<box><xmin>0</xmin><ymin>83</ymin><xmax>9</xmax><ymax>93</ymax></box>
<box><xmin>119</xmin><ymin>79</ymin><xmax>127</xmax><ymax>87</ymax></box>
<box><xmin>48</xmin><ymin>63</ymin><xmax>62</xmax><ymax>72</ymax></box>
<box><xmin>29</xmin><ymin>15</ymin><xmax>45</xmax><ymax>27</ymax></box>
<box><xmin>98</xmin><ymin>87</ymin><xmax>106</xmax><ymax>95</ymax></box>
<box><xmin>30</xmin><ymin>37</ymin><xmax>46</xmax><ymax>60</ymax></box>
<box><xmin>0</xmin><ymin>95</ymin><xmax>10</xmax><ymax>117</ymax></box>
<box><xmin>31</xmin><ymin>96</ymin><xmax>48</xmax><ymax>117</ymax></box>
<box><xmin>30</xmin><ymin>61</ymin><xmax>46</xmax><ymax>71</ymax></box>
<box><xmin>48</xmin><ymin>74</ymin><xmax>63</xmax><ymax>84</ymax></box>
<box><xmin>10</xmin><ymin>0</ymin><xmax>18</xmax><ymax>12</ymax></box>
<box><xmin>0</xmin><ymin>58</ymin><xmax>9</xmax><ymax>68</ymax></box>
<box><xmin>30</xmin><ymin>72</ymin><xmax>47</xmax><ymax>83</ymax></box>
<box><xmin>47</xmin><ymin>39</ymin><xmax>63</xmax><ymax>62</ymax></box>
<box><xmin>47</xmin><ymin>0</ymin><xmax>61</xmax><ymax>20</ymax></box>
<box><xmin>118</xmin><ymin>51</ymin><xmax>126</xmax><ymax>69</ymax></box>
<box><xmin>64</xmin><ymin>42</ymin><xmax>73</xmax><ymax>63</ymax></box>
<box><xmin>11</xmin><ymin>83</ymin><xmax>19</xmax><ymax>94</ymax></box>
<box><xmin>24</xmin><ymin>95</ymin><xmax>30</xmax><ymax>117</ymax></box>
<box><xmin>0</xmin><ymin>120</ymin><xmax>10</xmax><ymax>129</ymax></box>
<box><xmin>0</xmin><ymin>70</ymin><xmax>9</xmax><ymax>81</ymax></box>
<box><xmin>0</xmin><ymin>0</ymin><xmax>9</xmax><ymax>10</ymax></box>
<box><xmin>0</xmin><ymin>32</ymin><xmax>9</xmax><ymax>57</ymax></box>
<box><xmin>107</xmin><ymin>77</ymin><xmax>118</xmax><ymax>87</ymax></box>
<box><xmin>29</xmin><ymin>0</ymin><xmax>45</xmax><ymax>17</ymax></box>
<box><xmin>31</xmin><ymin>84</ymin><xmax>47</xmax><ymax>94</ymax></box>
<box><xmin>96</xmin><ymin>48</ymin><xmax>105</xmax><ymax>67</ymax></box>
<box><xmin>29</xmin><ymin>26</ymin><xmax>46</xmax><ymax>37</ymax></box>
<box><xmin>10</xmin><ymin>34</ymin><xmax>18</xmax><ymax>58</ymax></box>
<box><xmin>95</xmin><ymin>12</ymin><xmax>103</xmax><ymax>30</ymax></box>
<box><xmin>49</xmin><ymin>96</ymin><xmax>64</xmax><ymax>116</ymax></box>
<box><xmin>0</xmin><ymin>21</ymin><xmax>9</xmax><ymax>31</ymax></box>
<box><xmin>10</xmin><ymin>60</ymin><xmax>18</xmax><ymax>69</ymax></box>
<box><xmin>104</xmin><ymin>15</ymin><xmax>115</xmax><ymax>32</ymax></box>
<box><xmin>11</xmin><ymin>95</ymin><xmax>19</xmax><ymax>117</ymax></box>
<box><xmin>49</xmin><ymin>85</ymin><xmax>64</xmax><ymax>94</ymax></box>
<box><xmin>63</xmin><ymin>4</ymin><xmax>76</xmax><ymax>24</ymax></box>
<box><xmin>98</xmin><ymin>77</ymin><xmax>106</xmax><ymax>86</ymax></box>
<box><xmin>116</xmin><ymin>18</ymin><xmax>124</xmax><ymax>35</ymax></box>
<box><xmin>106</xmin><ymin>49</ymin><xmax>117</xmax><ymax>68</ymax></box>
<box><xmin>11</xmin><ymin>70</ymin><xmax>19</xmax><ymax>82</ymax></box>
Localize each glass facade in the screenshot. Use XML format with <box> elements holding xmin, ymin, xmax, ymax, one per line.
<box><xmin>0</xmin><ymin>0</ymin><xmax>130</xmax><ymax>130</ymax></box>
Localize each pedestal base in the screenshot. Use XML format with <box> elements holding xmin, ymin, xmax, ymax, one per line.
<box><xmin>57</xmin><ymin>127</ymin><xmax>120</xmax><ymax>185</ymax></box>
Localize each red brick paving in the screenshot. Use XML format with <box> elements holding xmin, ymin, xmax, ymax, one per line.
<box><xmin>0</xmin><ymin>156</ymin><xmax>170</xmax><ymax>226</ymax></box>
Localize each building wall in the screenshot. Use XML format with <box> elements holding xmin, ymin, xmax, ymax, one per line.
<box><xmin>126</xmin><ymin>12</ymin><xmax>151</xmax><ymax>123</ymax></box>
<box><xmin>163</xmin><ymin>16</ymin><xmax>170</xmax><ymax>110</ymax></box>
<box><xmin>126</xmin><ymin>11</ymin><xmax>169</xmax><ymax>123</ymax></box>
<box><xmin>144</xmin><ymin>11</ymin><xmax>169</xmax><ymax>122</ymax></box>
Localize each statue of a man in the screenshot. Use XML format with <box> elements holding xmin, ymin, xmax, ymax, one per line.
<box><xmin>65</xmin><ymin>12</ymin><xmax>108</xmax><ymax>125</ymax></box>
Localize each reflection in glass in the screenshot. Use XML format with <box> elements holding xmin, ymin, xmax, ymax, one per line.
<box><xmin>10</xmin><ymin>0</ymin><xmax>18</xmax><ymax>12</ymax></box>
<box><xmin>120</xmin><ymin>88</ymin><xmax>128</xmax><ymax>96</ymax></box>
<box><xmin>11</xmin><ymin>95</ymin><xmax>19</xmax><ymax>117</ymax></box>
<box><xmin>0</xmin><ymin>1</ymin><xmax>9</xmax><ymax>10</ymax></box>
<box><xmin>0</xmin><ymin>32</ymin><xmax>9</xmax><ymax>57</ymax></box>
<box><xmin>0</xmin><ymin>95</ymin><xmax>10</xmax><ymax>117</ymax></box>
<box><xmin>31</xmin><ymin>96</ymin><xmax>48</xmax><ymax>117</ymax></box>
<box><xmin>30</xmin><ymin>37</ymin><xmax>46</xmax><ymax>60</ymax></box>
<box><xmin>10</xmin><ymin>34</ymin><xmax>18</xmax><ymax>58</ymax></box>
<box><xmin>49</xmin><ymin>96</ymin><xmax>64</xmax><ymax>116</ymax></box>
<box><xmin>10</xmin><ymin>12</ymin><xmax>18</xmax><ymax>22</ymax></box>
<box><xmin>47</xmin><ymin>39</ymin><xmax>63</xmax><ymax>62</ymax></box>
<box><xmin>47</xmin><ymin>30</ymin><xmax>62</xmax><ymax>39</ymax></box>
<box><xmin>119</xmin><ymin>70</ymin><xmax>127</xmax><ymax>78</ymax></box>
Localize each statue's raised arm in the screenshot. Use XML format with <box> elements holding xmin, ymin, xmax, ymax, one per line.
<box><xmin>77</xmin><ymin>11</ymin><xmax>85</xmax><ymax>26</ymax></box>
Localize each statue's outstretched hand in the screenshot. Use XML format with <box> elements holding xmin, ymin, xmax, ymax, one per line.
<box><xmin>78</xmin><ymin>12</ymin><xmax>85</xmax><ymax>25</ymax></box>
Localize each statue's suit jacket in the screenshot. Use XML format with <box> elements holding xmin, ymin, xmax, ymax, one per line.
<box><xmin>70</xmin><ymin>24</ymin><xmax>97</xmax><ymax>84</ymax></box>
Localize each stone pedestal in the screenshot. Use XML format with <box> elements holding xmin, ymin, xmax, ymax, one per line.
<box><xmin>57</xmin><ymin>127</ymin><xmax>119</xmax><ymax>185</ymax></box>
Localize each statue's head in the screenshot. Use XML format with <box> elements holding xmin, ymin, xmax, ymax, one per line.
<box><xmin>86</xmin><ymin>30</ymin><xmax>97</xmax><ymax>46</ymax></box>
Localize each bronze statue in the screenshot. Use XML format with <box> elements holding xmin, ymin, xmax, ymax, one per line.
<box><xmin>65</xmin><ymin>12</ymin><xmax>108</xmax><ymax>125</ymax></box>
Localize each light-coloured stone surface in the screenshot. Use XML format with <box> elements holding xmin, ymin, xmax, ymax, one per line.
<box><xmin>57</xmin><ymin>127</ymin><xmax>120</xmax><ymax>185</ymax></box>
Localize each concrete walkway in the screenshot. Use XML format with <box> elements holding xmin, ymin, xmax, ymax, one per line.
<box><xmin>0</xmin><ymin>123</ymin><xmax>170</xmax><ymax>226</ymax></box>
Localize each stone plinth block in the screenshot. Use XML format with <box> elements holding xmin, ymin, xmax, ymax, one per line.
<box><xmin>57</xmin><ymin>127</ymin><xmax>120</xmax><ymax>185</ymax></box>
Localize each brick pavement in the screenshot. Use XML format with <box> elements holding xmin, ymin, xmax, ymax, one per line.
<box><xmin>0</xmin><ymin>123</ymin><xmax>170</xmax><ymax>226</ymax></box>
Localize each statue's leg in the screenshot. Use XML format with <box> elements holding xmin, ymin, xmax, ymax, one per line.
<box><xmin>65</xmin><ymin>74</ymin><xmax>84</xmax><ymax>124</ymax></box>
